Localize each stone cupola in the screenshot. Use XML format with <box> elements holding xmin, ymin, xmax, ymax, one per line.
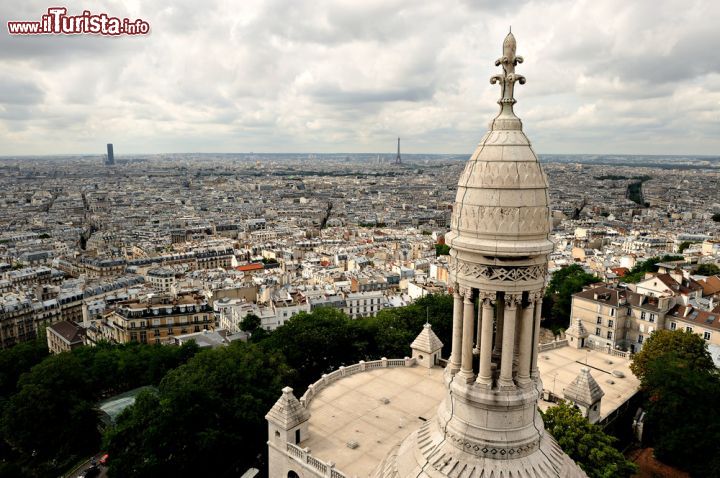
<box><xmin>410</xmin><ymin>322</ymin><xmax>444</xmax><ymax>368</ymax></box>
<box><xmin>564</xmin><ymin>367</ymin><xmax>605</xmax><ymax>424</ymax></box>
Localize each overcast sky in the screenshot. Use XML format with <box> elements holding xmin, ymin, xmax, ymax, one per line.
<box><xmin>1</xmin><ymin>0</ymin><xmax>719</xmax><ymax>156</ymax></box>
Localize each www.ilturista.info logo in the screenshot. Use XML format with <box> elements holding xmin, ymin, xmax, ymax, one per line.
<box><xmin>7</xmin><ymin>7</ymin><xmax>150</xmax><ymax>35</ymax></box>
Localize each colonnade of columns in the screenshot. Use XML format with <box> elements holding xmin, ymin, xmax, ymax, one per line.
<box><xmin>448</xmin><ymin>285</ymin><xmax>543</xmax><ymax>389</ymax></box>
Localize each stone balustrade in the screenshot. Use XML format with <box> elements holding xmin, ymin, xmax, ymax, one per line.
<box><xmin>286</xmin><ymin>443</ymin><xmax>344</xmax><ymax>478</ymax></box>
<box><xmin>299</xmin><ymin>357</ymin><xmax>416</xmax><ymax>408</ymax></box>
<box><xmin>537</xmin><ymin>339</ymin><xmax>568</xmax><ymax>352</ymax></box>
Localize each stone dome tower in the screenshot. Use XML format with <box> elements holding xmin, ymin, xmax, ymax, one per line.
<box><xmin>373</xmin><ymin>31</ymin><xmax>587</xmax><ymax>477</ymax></box>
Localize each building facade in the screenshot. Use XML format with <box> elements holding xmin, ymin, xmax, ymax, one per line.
<box><xmin>100</xmin><ymin>291</ymin><xmax>214</xmax><ymax>344</ymax></box>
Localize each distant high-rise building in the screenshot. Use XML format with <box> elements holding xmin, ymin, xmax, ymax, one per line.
<box><xmin>106</xmin><ymin>143</ymin><xmax>114</xmax><ymax>166</ymax></box>
<box><xmin>395</xmin><ymin>137</ymin><xmax>401</xmax><ymax>164</ymax></box>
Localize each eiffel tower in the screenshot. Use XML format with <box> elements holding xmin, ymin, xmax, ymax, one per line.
<box><xmin>394</xmin><ymin>137</ymin><xmax>401</xmax><ymax>164</ymax></box>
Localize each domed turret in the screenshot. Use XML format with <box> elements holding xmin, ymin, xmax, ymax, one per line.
<box><xmin>373</xmin><ymin>31</ymin><xmax>587</xmax><ymax>478</ymax></box>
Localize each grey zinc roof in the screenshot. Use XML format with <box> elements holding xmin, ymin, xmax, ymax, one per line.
<box><xmin>563</xmin><ymin>367</ymin><xmax>604</xmax><ymax>406</ymax></box>
<box><xmin>410</xmin><ymin>323</ymin><xmax>444</xmax><ymax>354</ymax></box>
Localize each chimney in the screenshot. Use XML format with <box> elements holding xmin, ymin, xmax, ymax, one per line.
<box><xmin>670</xmin><ymin>268</ymin><xmax>683</xmax><ymax>286</ymax></box>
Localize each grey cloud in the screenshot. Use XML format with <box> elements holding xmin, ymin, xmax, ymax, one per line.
<box><xmin>0</xmin><ymin>76</ymin><xmax>44</xmax><ymax>105</ymax></box>
<box><xmin>1</xmin><ymin>0</ymin><xmax>719</xmax><ymax>155</ymax></box>
<box><xmin>308</xmin><ymin>84</ymin><xmax>436</xmax><ymax>104</ymax></box>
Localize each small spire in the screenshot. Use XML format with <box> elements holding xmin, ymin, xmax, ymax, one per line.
<box><xmin>490</xmin><ymin>30</ymin><xmax>525</xmax><ymax>125</ymax></box>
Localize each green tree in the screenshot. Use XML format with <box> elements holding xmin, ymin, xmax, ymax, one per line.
<box><xmin>104</xmin><ymin>342</ymin><xmax>291</xmax><ymax>477</ymax></box>
<box><xmin>630</xmin><ymin>329</ymin><xmax>715</xmax><ymax>385</ymax></box>
<box><xmin>678</xmin><ymin>241</ymin><xmax>698</xmax><ymax>253</ymax></box>
<box><xmin>0</xmin><ymin>341</ymin><xmax>198</xmax><ymax>477</ymax></box>
<box><xmin>0</xmin><ymin>338</ymin><xmax>48</xmax><ymax>401</ymax></box>
<box><xmin>435</xmin><ymin>243</ymin><xmax>450</xmax><ymax>256</ymax></box>
<box><xmin>541</xmin><ymin>401</ymin><xmax>637</xmax><ymax>478</ymax></box>
<box><xmin>695</xmin><ymin>263</ymin><xmax>720</xmax><ymax>276</ymax></box>
<box><xmin>544</xmin><ymin>265</ymin><xmax>600</xmax><ymax>329</ymax></box>
<box><xmin>361</xmin><ymin>294</ymin><xmax>453</xmax><ymax>359</ymax></box>
<box><xmin>621</xmin><ymin>255</ymin><xmax>684</xmax><ymax>283</ymax></box>
<box><xmin>0</xmin><ymin>353</ymin><xmax>100</xmax><ymax>476</ymax></box>
<box><xmin>642</xmin><ymin>353</ymin><xmax>720</xmax><ymax>477</ymax></box>
<box><xmin>258</xmin><ymin>307</ymin><xmax>366</xmax><ymax>390</ymax></box>
<box><xmin>240</xmin><ymin>313</ymin><xmax>262</xmax><ymax>333</ymax></box>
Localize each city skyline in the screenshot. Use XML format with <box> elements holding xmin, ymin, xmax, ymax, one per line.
<box><xmin>2</xmin><ymin>0</ymin><xmax>719</xmax><ymax>156</ymax></box>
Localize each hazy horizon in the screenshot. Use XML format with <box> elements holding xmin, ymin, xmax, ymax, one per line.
<box><xmin>2</xmin><ymin>0</ymin><xmax>719</xmax><ymax>156</ymax></box>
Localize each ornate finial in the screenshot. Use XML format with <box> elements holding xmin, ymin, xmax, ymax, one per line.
<box><xmin>490</xmin><ymin>30</ymin><xmax>525</xmax><ymax>122</ymax></box>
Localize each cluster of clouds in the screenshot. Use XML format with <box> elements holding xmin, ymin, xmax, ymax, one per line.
<box><xmin>1</xmin><ymin>0</ymin><xmax>719</xmax><ymax>155</ymax></box>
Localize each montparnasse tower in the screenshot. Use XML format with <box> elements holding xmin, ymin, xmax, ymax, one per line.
<box><xmin>374</xmin><ymin>31</ymin><xmax>587</xmax><ymax>477</ymax></box>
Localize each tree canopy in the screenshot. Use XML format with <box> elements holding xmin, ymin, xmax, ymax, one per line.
<box><xmin>541</xmin><ymin>401</ymin><xmax>637</xmax><ymax>478</ymax></box>
<box><xmin>239</xmin><ymin>313</ymin><xmax>262</xmax><ymax>333</ymax></box>
<box><xmin>105</xmin><ymin>342</ymin><xmax>291</xmax><ymax>477</ymax></box>
<box><xmin>621</xmin><ymin>255</ymin><xmax>684</xmax><ymax>283</ymax></box>
<box><xmin>543</xmin><ymin>264</ymin><xmax>600</xmax><ymax>331</ymax></box>
<box><xmin>695</xmin><ymin>263</ymin><xmax>720</xmax><ymax>276</ymax></box>
<box><xmin>0</xmin><ymin>341</ymin><xmax>198</xmax><ymax>477</ymax></box>
<box><xmin>435</xmin><ymin>243</ymin><xmax>450</xmax><ymax>256</ymax></box>
<box><xmin>641</xmin><ymin>353</ymin><xmax>720</xmax><ymax>476</ymax></box>
<box><xmin>677</xmin><ymin>241</ymin><xmax>697</xmax><ymax>253</ymax></box>
<box><xmin>629</xmin><ymin>329</ymin><xmax>715</xmax><ymax>385</ymax></box>
<box><xmin>631</xmin><ymin>329</ymin><xmax>720</xmax><ymax>477</ymax></box>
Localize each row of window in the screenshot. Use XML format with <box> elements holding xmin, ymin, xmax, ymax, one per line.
<box><xmin>595</xmin><ymin>328</ymin><xmax>613</xmax><ymax>340</ymax></box>
<box><xmin>668</xmin><ymin>322</ymin><xmax>712</xmax><ymax>340</ymax></box>
<box><xmin>127</xmin><ymin>315</ymin><xmax>210</xmax><ymax>328</ymax></box>
<box><xmin>639</xmin><ymin>311</ymin><xmax>656</xmax><ymax>322</ymax></box>
<box><xmin>129</xmin><ymin>325</ymin><xmax>205</xmax><ymax>341</ymax></box>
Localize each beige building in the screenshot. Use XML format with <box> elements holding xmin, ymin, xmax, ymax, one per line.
<box><xmin>571</xmin><ymin>270</ymin><xmax>715</xmax><ymax>353</ymax></box>
<box><xmin>665</xmin><ymin>304</ymin><xmax>720</xmax><ymax>347</ymax></box>
<box><xmin>100</xmin><ymin>291</ymin><xmax>213</xmax><ymax>344</ymax></box>
<box><xmin>46</xmin><ymin>320</ymin><xmax>84</xmax><ymax>354</ymax></box>
<box><xmin>146</xmin><ymin>267</ymin><xmax>176</xmax><ymax>292</ymax></box>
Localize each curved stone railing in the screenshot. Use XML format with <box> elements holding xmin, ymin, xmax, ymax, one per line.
<box><xmin>299</xmin><ymin>357</ymin><xmax>416</xmax><ymax>408</ymax></box>
<box><xmin>538</xmin><ymin>339</ymin><xmax>568</xmax><ymax>352</ymax></box>
<box><xmin>287</xmin><ymin>442</ymin><xmax>345</xmax><ymax>478</ymax></box>
<box><xmin>586</xmin><ymin>341</ymin><xmax>633</xmax><ymax>359</ymax></box>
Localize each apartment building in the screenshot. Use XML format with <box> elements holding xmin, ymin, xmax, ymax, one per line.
<box><xmin>571</xmin><ymin>272</ymin><xmax>717</xmax><ymax>354</ymax></box>
<box><xmin>343</xmin><ymin>291</ymin><xmax>386</xmax><ymax>319</ymax></box>
<box><xmin>102</xmin><ymin>291</ymin><xmax>213</xmax><ymax>344</ymax></box>
<box><xmin>46</xmin><ymin>320</ymin><xmax>84</xmax><ymax>354</ymax></box>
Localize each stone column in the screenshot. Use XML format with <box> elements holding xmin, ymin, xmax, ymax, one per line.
<box><xmin>476</xmin><ymin>292</ymin><xmax>496</xmax><ymax>388</ymax></box>
<box><xmin>494</xmin><ymin>297</ymin><xmax>504</xmax><ymax>355</ymax></box>
<box><xmin>530</xmin><ymin>292</ymin><xmax>544</xmax><ymax>379</ymax></box>
<box><xmin>516</xmin><ymin>297</ymin><xmax>535</xmax><ymax>388</ymax></box>
<box><xmin>498</xmin><ymin>293</ymin><xmax>521</xmax><ymax>390</ymax></box>
<box><xmin>448</xmin><ymin>288</ymin><xmax>463</xmax><ymax>374</ymax></box>
<box><xmin>457</xmin><ymin>287</ymin><xmax>476</xmax><ymax>383</ymax></box>
<box><xmin>474</xmin><ymin>303</ymin><xmax>482</xmax><ymax>355</ymax></box>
